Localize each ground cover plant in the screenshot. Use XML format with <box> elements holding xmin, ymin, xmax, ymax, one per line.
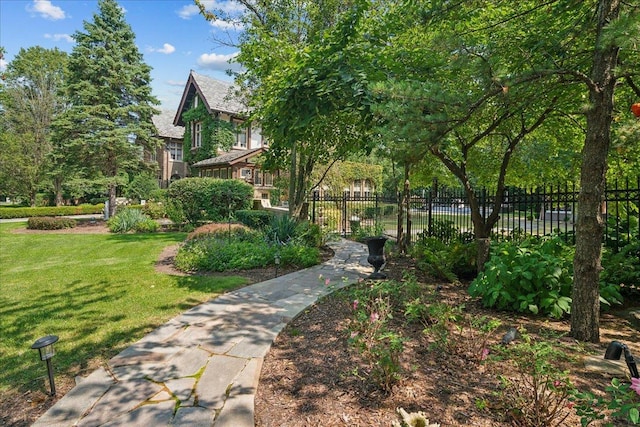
<box><xmin>255</xmin><ymin>253</ymin><xmax>640</xmax><ymax>426</ymax></box>
<box><xmin>0</xmin><ymin>221</ymin><xmax>250</xmax><ymax>426</ymax></box>
<box><xmin>174</xmin><ymin>217</ymin><xmax>324</xmax><ymax>273</ymax></box>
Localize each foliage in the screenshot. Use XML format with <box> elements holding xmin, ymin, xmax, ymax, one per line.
<box><xmin>469</xmin><ymin>237</ymin><xmax>575</xmax><ymax>319</ymax></box>
<box><xmin>346</xmin><ymin>280</ymin><xmax>405</xmax><ymax>392</ymax></box>
<box><xmin>411</xmin><ymin>237</ymin><xmax>456</xmax><ymax>282</ymax></box>
<box><xmin>235</xmin><ymin>209</ymin><xmax>273</xmax><ymax>229</ymax></box>
<box><xmin>600</xmin><ymin>238</ymin><xmax>640</xmax><ymax>296</ymax></box>
<box><xmin>265</xmin><ymin>215</ymin><xmax>302</xmax><ymax>244</ymax></box>
<box><xmin>166</xmin><ymin>177</ymin><xmax>253</xmax><ymax>225</ymax></box>
<box><xmin>469</xmin><ymin>237</ymin><xmax>625</xmax><ymax>318</ymax></box>
<box><xmin>53</xmin><ymin>0</ymin><xmax>160</xmax><ymax>217</ymax></box>
<box><xmin>26</xmin><ymin>217</ymin><xmax>77</xmax><ymax>230</ymax></box>
<box><xmin>186</xmin><ymin>223</ymin><xmax>252</xmax><ymax>241</ymax></box>
<box><xmin>572</xmin><ymin>377</ymin><xmax>640</xmax><ymax>426</ymax></box>
<box><xmin>174</xmin><ymin>226</ymin><xmax>319</xmax><ymax>272</ymax></box>
<box><xmin>312</xmin><ymin>160</ymin><xmax>384</xmax><ymax>196</ymax></box>
<box><xmin>0</xmin><ymin>204</ymin><xmax>104</xmax><ymax>219</ymax></box>
<box><xmin>181</xmin><ymin>99</ymin><xmax>235</xmax><ymax>165</ymax></box>
<box><xmin>222</xmin><ymin>0</ymin><xmax>376</xmax><ymax>218</ymax></box>
<box><xmin>141</xmin><ymin>201</ymin><xmax>167</xmax><ymax>220</ymax></box>
<box><xmin>494</xmin><ymin>335</ymin><xmax>575</xmax><ymax>427</ymax></box>
<box><xmin>107</xmin><ymin>208</ymin><xmax>157</xmax><ymax>233</ymax></box>
<box><xmin>124</xmin><ymin>173</ymin><xmax>161</xmax><ymax>202</ymax></box>
<box><xmin>603</xmin><ymin>202</ymin><xmax>639</xmax><ymax>250</ymax></box>
<box><xmin>0</xmin><ymin>46</ymin><xmax>68</xmax><ymax>206</ymax></box>
<box><xmin>350</xmin><ymin>221</ymin><xmax>385</xmax><ymax>242</ymax></box>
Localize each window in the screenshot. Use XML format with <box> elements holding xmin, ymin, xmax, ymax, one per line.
<box><xmin>193</xmin><ymin>122</ymin><xmax>202</xmax><ymax>148</ymax></box>
<box><xmin>250</xmin><ymin>125</ymin><xmax>262</xmax><ymax>148</ymax></box>
<box><xmin>167</xmin><ymin>141</ymin><xmax>182</xmax><ymax>161</ymax></box>
<box><xmin>254</xmin><ymin>169</ymin><xmax>262</xmax><ymax>185</ymax></box>
<box><xmin>264</xmin><ymin>172</ymin><xmax>273</xmax><ymax>186</ymax></box>
<box><xmin>234</xmin><ymin>121</ymin><xmax>247</xmax><ymax>149</ymax></box>
<box><xmin>240</xmin><ymin>168</ymin><xmax>252</xmax><ymax>180</ymax></box>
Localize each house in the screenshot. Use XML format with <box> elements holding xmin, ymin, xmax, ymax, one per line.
<box><xmin>172</xmin><ymin>70</ymin><xmax>275</xmax><ymax>201</ymax></box>
<box><xmin>151</xmin><ymin>110</ymin><xmax>187</xmax><ymax>188</ymax></box>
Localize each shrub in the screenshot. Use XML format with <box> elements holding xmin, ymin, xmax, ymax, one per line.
<box><xmin>494</xmin><ymin>334</ymin><xmax>575</xmax><ymax>427</ymax></box>
<box><xmin>235</xmin><ymin>209</ymin><xmax>273</xmax><ymax>229</ymax></box>
<box><xmin>125</xmin><ymin>173</ymin><xmax>160</xmax><ymax>202</ymax></box>
<box><xmin>27</xmin><ymin>216</ymin><xmax>77</xmax><ymax>230</ymax></box>
<box><xmin>468</xmin><ymin>237</ymin><xmax>574</xmax><ymax>318</ymax></box>
<box><xmin>600</xmin><ymin>238</ymin><xmax>639</xmax><ymax>299</ymax></box>
<box><xmin>133</xmin><ymin>219</ymin><xmax>159</xmax><ymax>233</ymax></box>
<box><xmin>187</xmin><ymin>223</ymin><xmax>253</xmax><ymax>241</ymax></box>
<box><xmin>411</xmin><ymin>236</ymin><xmax>457</xmax><ymax>282</ymax></box>
<box><xmin>107</xmin><ymin>208</ymin><xmax>157</xmax><ymax>233</ymax></box>
<box><xmin>166</xmin><ymin>178</ymin><xmax>253</xmax><ymax>225</ymax></box>
<box><xmin>0</xmin><ymin>204</ymin><xmax>104</xmax><ymax>219</ymax></box>
<box><xmin>141</xmin><ymin>201</ymin><xmax>166</xmax><ymax>219</ymax></box>
<box><xmin>265</xmin><ymin>215</ymin><xmax>301</xmax><ymax>244</ymax></box>
<box><xmin>347</xmin><ymin>283</ymin><xmax>405</xmax><ymax>392</ymax></box>
<box><xmin>175</xmin><ymin>225</ymin><xmax>320</xmax><ymax>272</ymax></box>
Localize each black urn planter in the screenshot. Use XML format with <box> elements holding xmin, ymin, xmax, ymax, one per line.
<box><xmin>365</xmin><ymin>236</ymin><xmax>388</xmax><ymax>280</ymax></box>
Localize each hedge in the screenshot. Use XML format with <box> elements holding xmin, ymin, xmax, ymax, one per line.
<box><xmin>27</xmin><ymin>217</ymin><xmax>77</xmax><ymax>230</ymax></box>
<box><xmin>0</xmin><ymin>204</ymin><xmax>104</xmax><ymax>219</ymax></box>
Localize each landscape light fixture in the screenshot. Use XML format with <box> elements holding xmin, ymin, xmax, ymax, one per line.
<box><xmin>31</xmin><ymin>335</ymin><xmax>59</xmax><ymax>395</ymax></box>
<box><xmin>274</xmin><ymin>253</ymin><xmax>281</xmax><ymax>278</ymax></box>
<box><xmin>604</xmin><ymin>340</ymin><xmax>639</xmax><ymax>379</ymax></box>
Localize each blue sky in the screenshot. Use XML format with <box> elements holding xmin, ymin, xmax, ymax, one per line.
<box><xmin>0</xmin><ymin>0</ymin><xmax>244</xmax><ymax>110</ymax></box>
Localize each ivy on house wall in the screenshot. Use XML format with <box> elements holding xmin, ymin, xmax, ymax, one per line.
<box><xmin>314</xmin><ymin>160</ymin><xmax>384</xmax><ymax>193</ymax></box>
<box><xmin>182</xmin><ymin>98</ymin><xmax>235</xmax><ymax>165</ymax></box>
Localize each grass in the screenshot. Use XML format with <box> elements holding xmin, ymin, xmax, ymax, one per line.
<box><xmin>0</xmin><ymin>222</ymin><xmax>249</xmax><ymax>396</ymax></box>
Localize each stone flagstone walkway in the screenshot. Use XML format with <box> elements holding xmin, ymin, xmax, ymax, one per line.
<box><xmin>32</xmin><ymin>238</ymin><xmax>370</xmax><ymax>427</ymax></box>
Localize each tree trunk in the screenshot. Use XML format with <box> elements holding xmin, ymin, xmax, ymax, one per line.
<box><xmin>108</xmin><ymin>184</ymin><xmax>117</xmax><ymax>218</ymax></box>
<box><xmin>571</xmin><ymin>0</ymin><xmax>620</xmax><ymax>343</ymax></box>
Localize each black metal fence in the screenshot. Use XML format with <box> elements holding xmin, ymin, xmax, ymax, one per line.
<box><xmin>309</xmin><ymin>178</ymin><xmax>640</xmax><ymax>252</ymax></box>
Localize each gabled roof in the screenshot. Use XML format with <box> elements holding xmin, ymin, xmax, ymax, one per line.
<box><xmin>152</xmin><ymin>110</ymin><xmax>185</xmax><ymax>139</ymax></box>
<box><xmin>174</xmin><ymin>70</ymin><xmax>247</xmax><ymax>127</ymax></box>
<box><xmin>192</xmin><ymin>147</ymin><xmax>264</xmax><ymax>168</ymax></box>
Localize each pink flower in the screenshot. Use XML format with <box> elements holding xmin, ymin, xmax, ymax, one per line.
<box><xmin>325</xmin><ymin>278</ymin><xmax>331</xmax><ymax>286</ymax></box>
<box><xmin>350</xmin><ymin>331</ymin><xmax>359</xmax><ymax>339</ymax></box>
<box><xmin>631</xmin><ymin>377</ymin><xmax>640</xmax><ymax>396</ymax></box>
<box><xmin>480</xmin><ymin>348</ymin><xmax>490</xmax><ymax>360</ymax></box>
<box><xmin>554</xmin><ymin>380</ymin><xmax>562</xmax><ymax>387</ymax></box>
<box><xmin>370</xmin><ymin>312</ymin><xmax>379</xmax><ymax>322</ymax></box>
<box><xmin>566</xmin><ymin>402</ymin><xmax>575</xmax><ymax>409</ymax></box>
<box><xmin>352</xmin><ymin>300</ymin><xmax>359</xmax><ymax>310</ymax></box>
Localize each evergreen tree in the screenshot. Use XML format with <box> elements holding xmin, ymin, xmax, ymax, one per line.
<box><xmin>55</xmin><ymin>0</ymin><xmax>159</xmax><ymax>216</ymax></box>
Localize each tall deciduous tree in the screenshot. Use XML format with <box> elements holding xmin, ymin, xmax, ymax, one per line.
<box><xmin>198</xmin><ymin>0</ymin><xmax>375</xmax><ymax>218</ymax></box>
<box><xmin>570</xmin><ymin>0</ymin><xmax>639</xmax><ymax>342</ymax></box>
<box><xmin>370</xmin><ymin>0</ymin><xmax>639</xmax><ymax>341</ymax></box>
<box><xmin>56</xmin><ymin>0</ymin><xmax>159</xmax><ymax>216</ymax></box>
<box><xmin>0</xmin><ymin>47</ymin><xmax>68</xmax><ymax>205</ymax></box>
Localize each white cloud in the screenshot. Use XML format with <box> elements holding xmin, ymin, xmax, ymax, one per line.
<box><xmin>44</xmin><ymin>33</ymin><xmax>74</xmax><ymax>43</ymax></box>
<box><xmin>177</xmin><ymin>4</ymin><xmax>199</xmax><ymax>20</ymax></box>
<box><xmin>178</xmin><ymin>1</ymin><xmax>245</xmax><ymax>20</ymax></box>
<box><xmin>209</xmin><ymin>19</ymin><xmax>243</xmax><ymax>31</ymax></box>
<box><xmin>197</xmin><ymin>51</ymin><xmax>242</xmax><ymax>72</ymax></box>
<box><xmin>27</xmin><ymin>0</ymin><xmax>66</xmax><ymax>20</ymax></box>
<box><xmin>148</xmin><ymin>43</ymin><xmax>176</xmax><ymax>54</ymax></box>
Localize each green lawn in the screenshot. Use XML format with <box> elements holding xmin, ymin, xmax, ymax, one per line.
<box><xmin>0</xmin><ymin>222</ymin><xmax>249</xmax><ymax>395</ymax></box>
